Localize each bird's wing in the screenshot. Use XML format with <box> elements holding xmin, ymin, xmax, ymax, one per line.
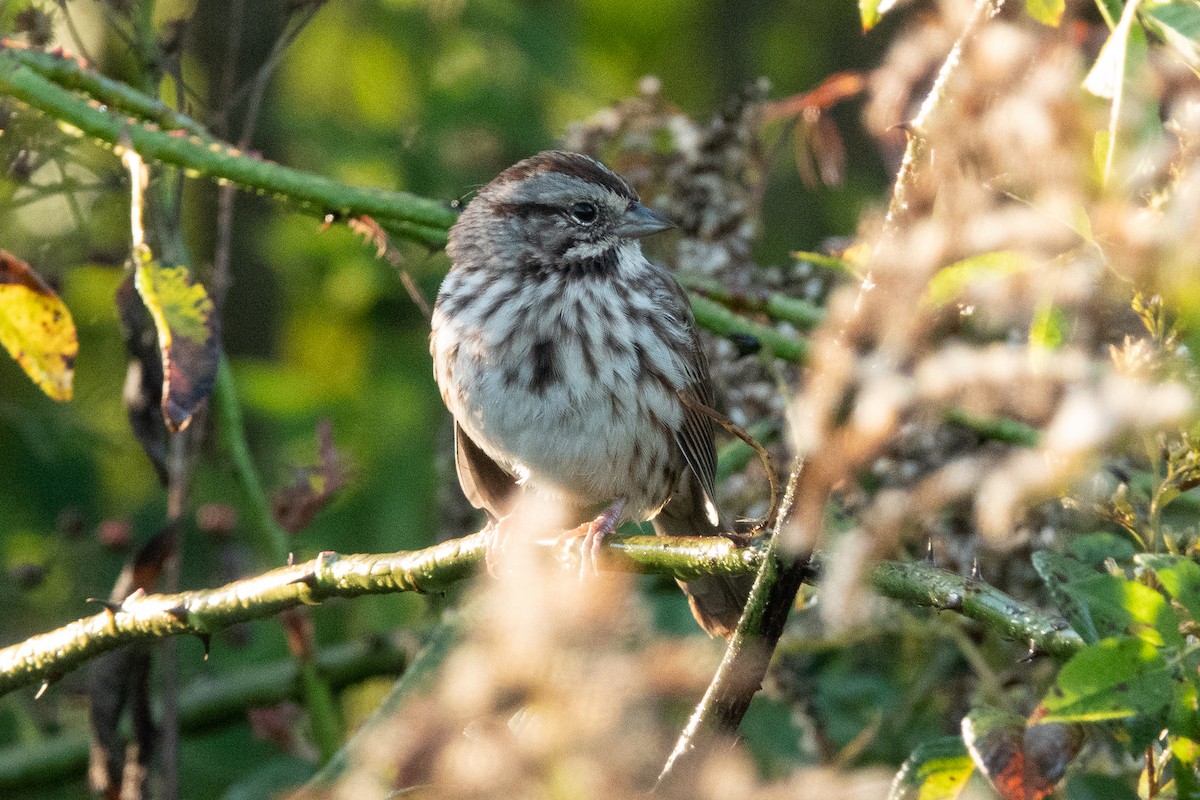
<box><xmin>666</xmin><ymin>280</ymin><xmax>721</xmax><ymax>526</ymax></box>
<box><xmin>455</xmin><ymin>423</ymin><xmax>519</xmax><ymax>522</ymax></box>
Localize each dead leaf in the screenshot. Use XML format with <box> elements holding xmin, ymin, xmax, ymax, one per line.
<box><xmin>962</xmin><ymin>706</ymin><xmax>1083</xmax><ymax>800</ymax></box>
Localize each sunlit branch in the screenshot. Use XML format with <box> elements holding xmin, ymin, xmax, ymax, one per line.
<box><xmin>0</xmin><ymin>530</ymin><xmax>1081</xmax><ymax>699</ymax></box>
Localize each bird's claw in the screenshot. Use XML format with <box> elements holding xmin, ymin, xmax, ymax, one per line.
<box><xmin>558</xmin><ymin>499</ymin><xmax>625</xmax><ymax>580</ymax></box>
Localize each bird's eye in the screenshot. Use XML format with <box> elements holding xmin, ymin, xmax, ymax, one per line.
<box><xmin>569</xmin><ymin>200</ymin><xmax>598</xmax><ymax>224</ymax></box>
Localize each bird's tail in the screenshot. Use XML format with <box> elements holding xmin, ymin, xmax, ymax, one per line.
<box><xmin>651</xmin><ymin>475</ymin><xmax>753</xmax><ymax>638</ymax></box>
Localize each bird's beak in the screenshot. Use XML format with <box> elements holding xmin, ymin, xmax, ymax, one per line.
<box><xmin>616</xmin><ymin>202</ymin><xmax>675</xmax><ymax>239</ymax></box>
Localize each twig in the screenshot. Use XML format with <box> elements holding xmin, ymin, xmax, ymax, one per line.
<box><xmin>0</xmin><ymin>43</ymin><xmax>212</xmax><ymax>138</ymax></box>
<box><xmin>883</xmin><ymin>0</ymin><xmax>1006</xmax><ymax>229</ymax></box>
<box><xmin>654</xmin><ymin>461</ymin><xmax>814</xmax><ymax>790</ymax></box>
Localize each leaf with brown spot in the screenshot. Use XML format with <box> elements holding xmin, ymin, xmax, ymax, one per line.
<box><xmin>0</xmin><ymin>249</ymin><xmax>77</xmax><ymax>401</ymax></box>
<box><xmin>132</xmin><ymin>250</ymin><xmax>219</xmax><ymax>431</ymax></box>
<box><xmin>962</xmin><ymin>706</ymin><xmax>1083</xmax><ymax>800</ymax></box>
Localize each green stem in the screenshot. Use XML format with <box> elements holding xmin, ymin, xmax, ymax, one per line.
<box><xmin>306</xmin><ymin>616</ymin><xmax>463</xmax><ymax>788</ymax></box>
<box><xmin>677</xmin><ymin>273</ymin><xmax>825</xmax><ymax>330</ymax></box>
<box><xmin>214</xmin><ymin>356</ymin><xmax>292</xmax><ymax>567</ymax></box>
<box><xmin>869</xmin><ymin>560</ymin><xmax>1082</xmax><ymax>660</ymax></box>
<box><xmin>688</xmin><ymin>293</ymin><xmax>807</xmax><ymax>363</ymax></box>
<box><xmin>2</xmin><ymin>46</ymin><xmax>212</xmax><ymax>138</ymax></box>
<box><xmin>0</xmin><ymin>48</ymin><xmax>456</xmax><ymax>248</ymax></box>
<box><xmin>945</xmin><ymin>408</ymin><xmax>1040</xmax><ymax>447</ymax></box>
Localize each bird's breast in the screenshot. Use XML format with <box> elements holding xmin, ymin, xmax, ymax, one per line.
<box><xmin>432</xmin><ymin>266</ymin><xmax>692</xmax><ymax>516</ymax></box>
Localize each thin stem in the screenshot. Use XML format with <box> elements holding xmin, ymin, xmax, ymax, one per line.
<box><xmin>655</xmin><ymin>461</ymin><xmax>815</xmax><ymax>790</ymax></box>
<box><xmin>214</xmin><ymin>356</ymin><xmax>291</xmax><ymax>567</ymax></box>
<box><xmin>883</xmin><ymin>0</ymin><xmax>1006</xmax><ymax>229</ymax></box>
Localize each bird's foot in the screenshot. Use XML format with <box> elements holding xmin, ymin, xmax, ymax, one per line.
<box><xmin>560</xmin><ymin>499</ymin><xmax>626</xmax><ymax>579</ymax></box>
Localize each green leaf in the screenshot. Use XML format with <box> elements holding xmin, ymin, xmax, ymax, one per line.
<box><xmin>860</xmin><ymin>0</ymin><xmax>881</xmax><ymax>30</ymax></box>
<box><xmin>1173</xmin><ymin>753</ymin><xmax>1200</xmax><ymax>800</ymax></box>
<box><xmin>1170</xmin><ymin>735</ymin><xmax>1200</xmax><ymax>799</ymax></box>
<box><xmin>1041</xmin><ymin>638</ymin><xmax>1173</xmax><ymax>722</ymax></box>
<box><xmin>0</xmin><ymin>249</ymin><xmax>77</xmax><ymax>402</ymax></box>
<box><xmin>1064</xmin><ymin>772</ymin><xmax>1140</xmax><ymax>800</ymax></box>
<box><xmin>1067</xmin><ymin>533</ymin><xmax>1137</xmax><ymax>566</ymax></box>
<box><xmin>1033</xmin><ymin>551</ymin><xmax>1183</xmax><ymax>647</ymax></box>
<box><xmin>1137</xmin><ymin>553</ymin><xmax>1200</xmax><ymax>621</ymax></box>
<box><xmin>1030</xmin><ymin>302</ymin><xmax>1068</xmax><ymax>351</ymax></box>
<box><xmin>132</xmin><ymin>248</ymin><xmax>219</xmax><ymax>432</ymax></box>
<box><xmin>1141</xmin><ymin>1</ymin><xmax>1200</xmax><ymax>76</ymax></box>
<box><xmin>889</xmin><ymin>737</ymin><xmax>975</xmax><ymax>800</ymax></box>
<box><xmin>1170</xmin><ymin>678</ymin><xmax>1200</xmax><ymax>741</ymax></box>
<box><xmin>1027</xmin><ymin>0</ymin><xmax>1067</xmax><ymax>25</ymax></box>
<box><xmin>860</xmin><ymin>0</ymin><xmax>903</xmax><ymax>31</ymax></box>
<box><xmin>924</xmin><ymin>251</ymin><xmax>1037</xmax><ymax>308</ymax></box>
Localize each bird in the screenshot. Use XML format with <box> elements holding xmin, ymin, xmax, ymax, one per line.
<box><xmin>430</xmin><ymin>150</ymin><xmax>750</xmax><ymax>637</ymax></box>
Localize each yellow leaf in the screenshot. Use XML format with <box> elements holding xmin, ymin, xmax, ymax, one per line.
<box><xmin>924</xmin><ymin>251</ymin><xmax>1037</xmax><ymax>308</ymax></box>
<box><xmin>1025</xmin><ymin>0</ymin><xmax>1065</xmax><ymax>26</ymax></box>
<box><xmin>0</xmin><ymin>250</ymin><xmax>77</xmax><ymax>401</ymax></box>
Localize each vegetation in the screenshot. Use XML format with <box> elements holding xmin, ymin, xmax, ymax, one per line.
<box><xmin>2</xmin><ymin>0</ymin><xmax>1200</xmax><ymax>798</ymax></box>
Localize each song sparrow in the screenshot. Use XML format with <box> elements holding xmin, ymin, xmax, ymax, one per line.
<box><xmin>431</xmin><ymin>151</ymin><xmax>750</xmax><ymax>636</ymax></box>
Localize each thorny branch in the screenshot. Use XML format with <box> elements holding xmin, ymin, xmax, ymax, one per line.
<box><xmin>0</xmin><ymin>531</ymin><xmax>1081</xmax><ymax>700</ymax></box>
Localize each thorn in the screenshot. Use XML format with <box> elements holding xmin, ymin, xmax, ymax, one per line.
<box><xmin>35</xmin><ymin>679</ymin><xmax>51</xmax><ymax>700</ymax></box>
<box><xmin>86</xmin><ymin>598</ymin><xmax>123</xmax><ymax>616</ymax></box>
<box><xmin>925</xmin><ymin>540</ymin><xmax>935</xmax><ymax>564</ymax></box>
<box><xmin>1020</xmin><ymin>640</ymin><xmax>1042</xmax><ymax>663</ymax></box>
<box><xmin>970</xmin><ymin>557</ymin><xmax>981</xmax><ymax>582</ymax></box>
<box><xmin>165</xmin><ymin>604</ymin><xmax>189</xmax><ymax>623</ymax></box>
<box><xmin>197</xmin><ymin>633</ymin><xmax>211</xmax><ymax>660</ymax></box>
<box><xmin>287</xmin><ymin>552</ymin><xmax>295</xmax><ymax>566</ymax></box>
<box><xmin>287</xmin><ymin>572</ymin><xmax>319</xmax><ymax>589</ymax></box>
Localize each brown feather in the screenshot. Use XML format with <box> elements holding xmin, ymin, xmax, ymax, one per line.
<box><xmin>454</xmin><ymin>423</ymin><xmax>519</xmax><ymax>522</ymax></box>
